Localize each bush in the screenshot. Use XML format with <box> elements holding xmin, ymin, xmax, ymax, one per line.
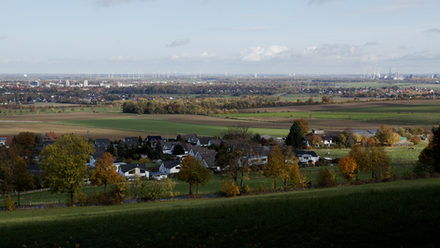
<box><xmin>221</xmin><ymin>181</ymin><xmax>240</xmax><ymax>197</ymax></box>
<box><xmin>316</xmin><ymin>168</ymin><xmax>337</xmax><ymax>187</ymax></box>
<box><xmin>241</xmin><ymin>184</ymin><xmax>251</xmax><ymax>194</ymax></box>
<box><xmin>5</xmin><ymin>195</ymin><xmax>15</xmax><ymax>211</ymax></box>
<box><xmin>74</xmin><ymin>192</ymin><xmax>90</xmax><ymax>206</ymax></box>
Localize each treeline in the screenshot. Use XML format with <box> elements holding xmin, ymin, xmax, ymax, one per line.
<box><xmin>122</xmin><ymin>96</ymin><xmax>313</xmax><ymax>115</ymax></box>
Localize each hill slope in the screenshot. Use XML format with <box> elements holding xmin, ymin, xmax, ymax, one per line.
<box><xmin>1</xmin><ymin>179</ymin><xmax>440</xmax><ymax>247</ymax></box>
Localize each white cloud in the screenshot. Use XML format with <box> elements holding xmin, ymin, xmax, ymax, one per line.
<box><xmin>0</xmin><ymin>35</ymin><xmax>8</xmax><ymax>40</ymax></box>
<box><xmin>302</xmin><ymin>43</ymin><xmax>356</xmax><ymax>58</ymax></box>
<box><xmin>240</xmin><ymin>45</ymin><xmax>289</xmax><ymax>62</ymax></box>
<box><xmin>167</xmin><ymin>38</ymin><xmax>191</xmax><ymax>48</ymax></box>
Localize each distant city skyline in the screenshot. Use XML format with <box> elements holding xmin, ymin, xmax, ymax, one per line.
<box><xmin>1</xmin><ymin>0</ymin><xmax>440</xmax><ymax>74</ymax></box>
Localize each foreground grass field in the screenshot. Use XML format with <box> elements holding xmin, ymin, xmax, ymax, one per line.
<box><xmin>1</xmin><ymin>178</ymin><xmax>439</xmax><ymax>247</ymax></box>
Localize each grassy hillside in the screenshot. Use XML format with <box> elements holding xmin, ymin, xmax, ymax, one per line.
<box><xmin>1</xmin><ymin>179</ymin><xmax>440</xmax><ymax>247</ymax></box>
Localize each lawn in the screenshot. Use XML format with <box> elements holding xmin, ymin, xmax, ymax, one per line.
<box><xmin>1</xmin><ymin>178</ymin><xmax>440</xmax><ymax>247</ymax></box>
<box><xmin>62</xmin><ymin>118</ymin><xmax>289</xmax><ymax>137</ymax></box>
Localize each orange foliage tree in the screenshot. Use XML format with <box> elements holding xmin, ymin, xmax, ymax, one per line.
<box><xmin>91</xmin><ymin>152</ymin><xmax>124</xmax><ymax>191</ymax></box>
<box><xmin>338</xmin><ymin>156</ymin><xmax>358</xmax><ymax>182</ymax></box>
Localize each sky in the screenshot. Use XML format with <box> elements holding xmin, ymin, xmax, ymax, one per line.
<box><xmin>1</xmin><ymin>0</ymin><xmax>440</xmax><ymax>74</ymax></box>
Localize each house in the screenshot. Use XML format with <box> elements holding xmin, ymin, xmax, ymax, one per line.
<box><xmin>0</xmin><ymin>135</ymin><xmax>13</xmax><ymax>148</ymax></box>
<box><xmin>181</xmin><ymin>134</ymin><xmax>198</xmax><ymax>144</ymax></box>
<box><xmin>42</xmin><ymin>132</ymin><xmax>58</xmax><ymax>143</ymax></box>
<box><xmin>351</xmin><ymin>129</ymin><xmax>377</xmax><ymax>137</ymax></box>
<box><xmin>159</xmin><ymin>160</ymin><xmax>181</xmax><ymax>175</ymax></box>
<box><xmin>162</xmin><ymin>141</ymin><xmax>188</xmax><ymax>155</ymax></box>
<box><xmin>189</xmin><ymin>146</ymin><xmax>218</xmax><ymax>171</ymax></box>
<box><xmin>196</xmin><ymin>137</ymin><xmax>210</xmax><ymax>147</ymax></box>
<box><xmin>124</xmin><ymin>137</ymin><xmax>140</xmax><ymax>148</ymax></box>
<box><xmin>118</xmin><ymin>163</ymin><xmax>149</xmax><ymax>179</ymax></box>
<box><xmin>312</xmin><ymin>129</ymin><xmax>325</xmax><ymax>135</ymax></box>
<box><xmin>94</xmin><ymin>138</ymin><xmax>111</xmax><ymax>150</ymax></box>
<box><xmin>295</xmin><ymin>151</ymin><xmax>320</xmax><ymax>165</ymax></box>
<box><xmin>207</xmin><ymin>139</ymin><xmax>222</xmax><ymax>147</ymax></box>
<box><xmin>238</xmin><ymin>146</ymin><xmax>272</xmax><ymax>167</ymax></box>
<box><xmin>146</xmin><ymin>136</ymin><xmax>162</xmax><ymax>146</ymax></box>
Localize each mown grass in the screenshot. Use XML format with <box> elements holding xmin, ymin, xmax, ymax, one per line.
<box><xmin>1</xmin><ymin>178</ymin><xmax>440</xmax><ymax>247</ymax></box>
<box><xmin>62</xmin><ymin>118</ymin><xmax>289</xmax><ymax>137</ymax></box>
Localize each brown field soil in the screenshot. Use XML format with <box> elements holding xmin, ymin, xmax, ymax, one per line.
<box><xmin>241</xmin><ymin>99</ymin><xmax>440</xmax><ymax>113</ymax></box>
<box><xmin>0</xmin><ymin>122</ymin><xmax>146</xmax><ymax>139</ymax></box>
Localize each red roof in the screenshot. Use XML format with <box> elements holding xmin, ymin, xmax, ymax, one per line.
<box><xmin>45</xmin><ymin>132</ymin><xmax>58</xmax><ymax>142</ymax></box>
<box><xmin>0</xmin><ymin>135</ymin><xmax>13</xmax><ymax>146</ymax></box>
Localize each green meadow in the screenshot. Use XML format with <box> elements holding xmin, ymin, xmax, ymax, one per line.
<box><xmin>62</xmin><ymin>118</ymin><xmax>289</xmax><ymax>137</ymax></box>
<box><xmin>1</xmin><ymin>179</ymin><xmax>440</xmax><ymax>247</ymax></box>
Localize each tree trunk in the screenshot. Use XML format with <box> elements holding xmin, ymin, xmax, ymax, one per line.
<box><xmin>189</xmin><ymin>183</ymin><xmax>192</xmax><ymax>195</ymax></box>
<box><xmin>196</xmin><ymin>184</ymin><xmax>199</xmax><ymax>196</ymax></box>
<box><xmin>104</xmin><ymin>181</ymin><xmax>107</xmax><ymax>192</ymax></box>
<box><xmin>17</xmin><ymin>191</ymin><xmax>21</xmax><ymax>207</ymax></box>
<box><xmin>284</xmin><ymin>179</ymin><xmax>287</xmax><ymax>192</ymax></box>
<box><xmin>70</xmin><ymin>191</ymin><xmax>74</xmax><ymax>206</ymax></box>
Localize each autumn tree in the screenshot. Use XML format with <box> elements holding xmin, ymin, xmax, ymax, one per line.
<box><xmin>0</xmin><ymin>148</ymin><xmax>34</xmax><ymax>207</ymax></box>
<box><xmin>177</xmin><ymin>156</ymin><xmax>211</xmax><ymax>196</ymax></box>
<box><xmin>410</xmin><ymin>135</ymin><xmax>421</xmax><ymax>145</ymax></box>
<box><xmin>296</xmin><ymin>119</ymin><xmax>310</xmax><ymax>135</ymax></box>
<box><xmin>338</xmin><ymin>156</ymin><xmax>357</xmax><ymax>182</ymax></box>
<box><xmin>418</xmin><ymin>125</ymin><xmax>440</xmax><ymax>173</ymax></box>
<box><xmin>12</xmin><ymin>156</ymin><xmax>34</xmax><ymax>206</ymax></box>
<box><xmin>376</xmin><ymin>125</ymin><xmax>400</xmax><ymax>146</ymax></box>
<box><xmin>264</xmin><ymin>146</ymin><xmax>283</xmax><ymax>189</ymax></box>
<box><xmin>285</xmin><ymin>121</ymin><xmax>304</xmax><ymax>149</ymax></box>
<box><xmin>40</xmin><ymin>134</ymin><xmax>94</xmax><ymax>205</ymax></box>
<box><xmin>91</xmin><ymin>152</ymin><xmax>123</xmax><ymax>192</ymax></box>
<box><xmin>366</xmin><ymin>146</ymin><xmax>392</xmax><ymax>180</ymax></box>
<box><xmin>281</xmin><ymin>147</ymin><xmax>302</xmax><ymax>191</ymax></box>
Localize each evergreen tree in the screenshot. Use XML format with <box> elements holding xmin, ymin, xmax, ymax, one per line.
<box><xmin>285</xmin><ymin>121</ymin><xmax>304</xmax><ymax>149</ymax></box>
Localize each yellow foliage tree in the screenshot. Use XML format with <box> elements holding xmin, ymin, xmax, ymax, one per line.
<box><xmin>338</xmin><ymin>156</ymin><xmax>358</xmax><ymax>182</ymax></box>
<box><xmin>91</xmin><ymin>152</ymin><xmax>124</xmax><ymax>191</ymax></box>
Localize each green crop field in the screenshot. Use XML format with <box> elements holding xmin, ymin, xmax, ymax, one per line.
<box><xmin>1</xmin><ymin>178</ymin><xmax>439</xmax><ymax>247</ymax></box>
<box><xmin>221</xmin><ymin>110</ymin><xmax>440</xmax><ymax>125</ymax></box>
<box><xmin>62</xmin><ymin>118</ymin><xmax>289</xmax><ymax>137</ymax></box>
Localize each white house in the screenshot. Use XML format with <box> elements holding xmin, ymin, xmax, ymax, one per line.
<box><xmin>295</xmin><ymin>151</ymin><xmax>320</xmax><ymax>165</ymax></box>
<box><xmin>118</xmin><ymin>164</ymin><xmax>149</xmax><ymax>179</ymax></box>
<box><xmin>159</xmin><ymin>160</ymin><xmax>182</xmax><ymax>175</ymax></box>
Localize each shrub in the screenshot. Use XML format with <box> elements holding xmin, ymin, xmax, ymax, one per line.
<box><xmin>112</xmin><ymin>182</ymin><xmax>127</xmax><ymax>204</ymax></box>
<box><xmin>5</xmin><ymin>195</ymin><xmax>15</xmax><ymax>211</ymax></box>
<box><xmin>221</xmin><ymin>181</ymin><xmax>240</xmax><ymax>197</ymax></box>
<box><xmin>74</xmin><ymin>192</ymin><xmax>90</xmax><ymax>206</ymax></box>
<box><xmin>316</xmin><ymin>168</ymin><xmax>337</xmax><ymax>187</ymax></box>
<box><xmin>242</xmin><ymin>184</ymin><xmax>251</xmax><ymax>194</ymax></box>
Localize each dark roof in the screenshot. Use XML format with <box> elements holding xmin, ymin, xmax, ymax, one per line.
<box><xmin>197</xmin><ymin>137</ymin><xmax>210</xmax><ymax>145</ymax></box>
<box><xmin>119</xmin><ymin>164</ymin><xmax>147</xmax><ymax>173</ymax></box>
<box><xmin>295</xmin><ymin>150</ymin><xmax>318</xmax><ymax>157</ymax></box>
<box><xmin>208</xmin><ymin>139</ymin><xmax>222</xmax><ymax>146</ymax></box>
<box><xmin>181</xmin><ymin>134</ymin><xmax>198</xmax><ymax>143</ymax></box>
<box><xmin>124</xmin><ymin>137</ymin><xmax>139</xmax><ymax>147</ymax></box>
<box><xmin>95</xmin><ymin>139</ymin><xmax>110</xmax><ymax>148</ymax></box>
<box><xmin>147</xmin><ymin>136</ymin><xmax>162</xmax><ymax>141</ymax></box>
<box><xmin>198</xmin><ymin>149</ymin><xmax>217</xmax><ymax>168</ymax></box>
<box><xmin>162</xmin><ymin>160</ymin><xmax>181</xmax><ymax>169</ymax></box>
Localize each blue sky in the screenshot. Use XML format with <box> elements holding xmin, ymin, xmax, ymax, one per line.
<box><xmin>1</xmin><ymin>0</ymin><xmax>439</xmax><ymax>74</ymax></box>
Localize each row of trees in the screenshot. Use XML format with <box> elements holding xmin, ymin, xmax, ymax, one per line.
<box><xmin>122</xmin><ymin>96</ymin><xmax>316</xmax><ymax>115</ymax></box>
